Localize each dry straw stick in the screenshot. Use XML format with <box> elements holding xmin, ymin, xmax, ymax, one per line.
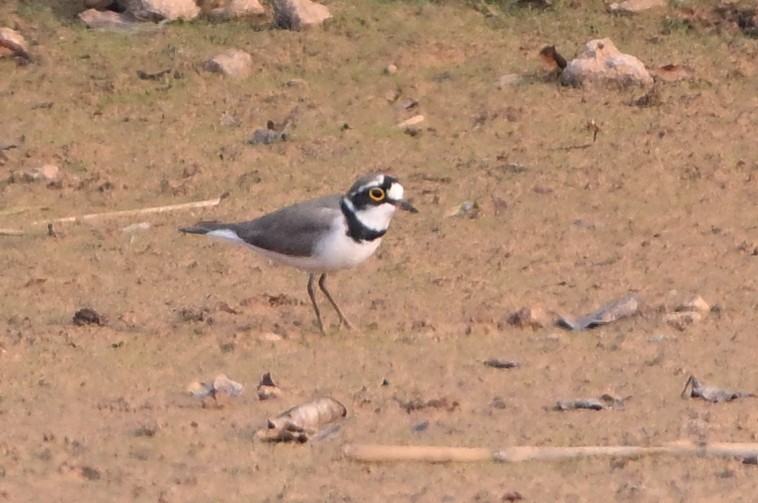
<box><xmin>343</xmin><ymin>441</ymin><xmax>758</xmax><ymax>463</ymax></box>
<box><xmin>30</xmin><ymin>196</ymin><xmax>225</xmax><ymax>226</ymax></box>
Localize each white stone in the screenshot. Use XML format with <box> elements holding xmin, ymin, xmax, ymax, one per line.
<box><xmin>205</xmin><ymin>0</ymin><xmax>265</xmax><ymax>19</ymax></box>
<box><xmin>273</xmin><ymin>0</ymin><xmax>332</xmax><ymax>31</ymax></box>
<box><xmin>36</xmin><ymin>164</ymin><xmax>60</xmax><ymax>181</ymax></box>
<box><xmin>0</xmin><ymin>27</ymin><xmax>29</xmax><ymax>59</ymax></box>
<box><xmin>679</xmin><ymin>295</ymin><xmax>710</xmax><ymax>313</ymax></box>
<box><xmin>397</xmin><ymin>114</ymin><xmax>424</xmax><ymax>128</ymax></box>
<box><xmin>79</xmin><ymin>9</ymin><xmax>138</xmax><ymax>30</ymax></box>
<box><xmin>560</xmin><ymin>38</ymin><xmax>653</xmax><ymax>88</ymax></box>
<box><xmin>259</xmin><ymin>332</ymin><xmax>283</xmax><ymax>342</ymax></box>
<box><xmin>203</xmin><ymin>48</ymin><xmax>253</xmax><ymax>78</ymax></box>
<box><xmin>125</xmin><ymin>0</ymin><xmax>200</xmax><ymax>21</ymax></box>
<box><xmin>497</xmin><ymin>73</ymin><xmax>521</xmax><ymax>87</ymax></box>
<box><xmin>608</xmin><ymin>0</ymin><xmax>666</xmax><ymax>15</ymax></box>
<box><xmin>10</xmin><ymin>164</ymin><xmax>60</xmax><ymax>184</ymax></box>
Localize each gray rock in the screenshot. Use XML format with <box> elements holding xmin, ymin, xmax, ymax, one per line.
<box><xmin>560</xmin><ymin>38</ymin><xmax>653</xmax><ymax>88</ymax></box>
<box><xmin>557</xmin><ymin>294</ymin><xmax>640</xmax><ymax>331</ymax></box>
<box><xmin>273</xmin><ymin>0</ymin><xmax>332</xmax><ymax>31</ymax></box>
<box><xmin>256</xmin><ymin>397</ymin><xmax>347</xmax><ymax>443</ymax></box>
<box><xmin>681</xmin><ymin>375</ymin><xmax>755</xmax><ymax>403</ymax></box>
<box><xmin>187</xmin><ymin>374</ymin><xmax>243</xmax><ymax>399</ymax></box>
<box><xmin>554</xmin><ymin>398</ymin><xmax>605</xmax><ymax>411</ymax></box>
<box><xmin>248</xmin><ymin>128</ymin><xmax>287</xmax><ymax>145</ymax></box>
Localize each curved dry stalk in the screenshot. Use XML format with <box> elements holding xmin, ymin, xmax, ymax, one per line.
<box><xmin>31</xmin><ymin>196</ymin><xmax>225</xmax><ymax>226</ymax></box>
<box><xmin>343</xmin><ymin>441</ymin><xmax>758</xmax><ymax>464</ymax></box>
<box><xmin>344</xmin><ymin>444</ymin><xmax>492</xmax><ymax>463</ymax></box>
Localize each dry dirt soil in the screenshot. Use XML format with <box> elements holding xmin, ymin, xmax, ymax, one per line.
<box><xmin>1</xmin><ymin>0</ymin><xmax>757</xmax><ymax>501</ymax></box>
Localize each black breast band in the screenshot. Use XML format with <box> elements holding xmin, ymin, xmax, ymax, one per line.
<box><xmin>340</xmin><ymin>198</ymin><xmax>387</xmax><ymax>243</ymax></box>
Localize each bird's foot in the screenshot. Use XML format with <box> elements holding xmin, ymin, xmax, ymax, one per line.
<box><xmin>338</xmin><ymin>317</ymin><xmax>354</xmax><ymax>331</ymax></box>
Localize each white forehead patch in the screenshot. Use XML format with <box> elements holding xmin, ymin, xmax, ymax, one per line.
<box><xmin>387</xmin><ymin>181</ymin><xmax>404</xmax><ymax>201</ymax></box>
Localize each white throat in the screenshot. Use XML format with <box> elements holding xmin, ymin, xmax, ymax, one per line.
<box><xmin>354</xmin><ymin>203</ymin><xmax>397</xmax><ymax>232</ymax></box>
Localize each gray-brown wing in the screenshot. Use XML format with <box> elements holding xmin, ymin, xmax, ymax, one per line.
<box><xmin>229</xmin><ymin>195</ymin><xmax>342</xmax><ymax>257</ymax></box>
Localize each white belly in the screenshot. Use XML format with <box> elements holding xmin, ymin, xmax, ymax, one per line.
<box><xmin>241</xmin><ymin>226</ymin><xmax>382</xmax><ymax>273</ymax></box>
<box><xmin>312</xmin><ymin>229</ymin><xmax>382</xmax><ymax>272</ymax></box>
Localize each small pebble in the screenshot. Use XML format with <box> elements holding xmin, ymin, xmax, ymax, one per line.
<box><xmin>73</xmin><ymin>308</ymin><xmax>103</xmax><ymax>326</ymax></box>
<box><xmin>397</xmin><ymin>115</ymin><xmax>424</xmax><ymax>128</ymax></box>
<box><xmin>497</xmin><ymin>74</ymin><xmax>521</xmax><ymax>87</ymax></box>
<box><xmin>412</xmin><ymin>420</ymin><xmax>429</xmax><ymax>433</ymax></box>
<box><xmin>483</xmin><ymin>359</ymin><xmax>520</xmax><ymax>369</ymax></box>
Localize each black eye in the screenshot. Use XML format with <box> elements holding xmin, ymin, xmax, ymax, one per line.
<box><xmin>368</xmin><ymin>188</ymin><xmax>385</xmax><ymax>202</ymax></box>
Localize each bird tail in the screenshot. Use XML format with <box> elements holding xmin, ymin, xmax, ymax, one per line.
<box><xmin>178</xmin><ymin>221</ymin><xmax>228</xmax><ymax>235</ymax></box>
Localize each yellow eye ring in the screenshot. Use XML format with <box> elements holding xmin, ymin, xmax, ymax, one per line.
<box><xmin>369</xmin><ymin>188</ymin><xmax>385</xmax><ymax>202</ymax></box>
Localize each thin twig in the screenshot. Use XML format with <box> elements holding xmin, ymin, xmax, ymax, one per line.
<box><xmin>31</xmin><ymin>196</ymin><xmax>226</xmax><ymax>226</ymax></box>
<box><xmin>0</xmin><ymin>228</ymin><xmax>24</xmax><ymax>236</ymax></box>
<box><xmin>345</xmin><ymin>444</ymin><xmax>492</xmax><ymax>462</ymax></box>
<box><xmin>0</xmin><ymin>206</ymin><xmax>40</xmax><ymax>217</ymax></box>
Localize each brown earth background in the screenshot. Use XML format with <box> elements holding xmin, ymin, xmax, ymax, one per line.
<box><xmin>1</xmin><ymin>0</ymin><xmax>757</xmax><ymax>501</ymax></box>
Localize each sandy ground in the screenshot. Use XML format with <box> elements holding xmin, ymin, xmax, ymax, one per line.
<box><xmin>1</xmin><ymin>1</ymin><xmax>757</xmax><ymax>501</ymax></box>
